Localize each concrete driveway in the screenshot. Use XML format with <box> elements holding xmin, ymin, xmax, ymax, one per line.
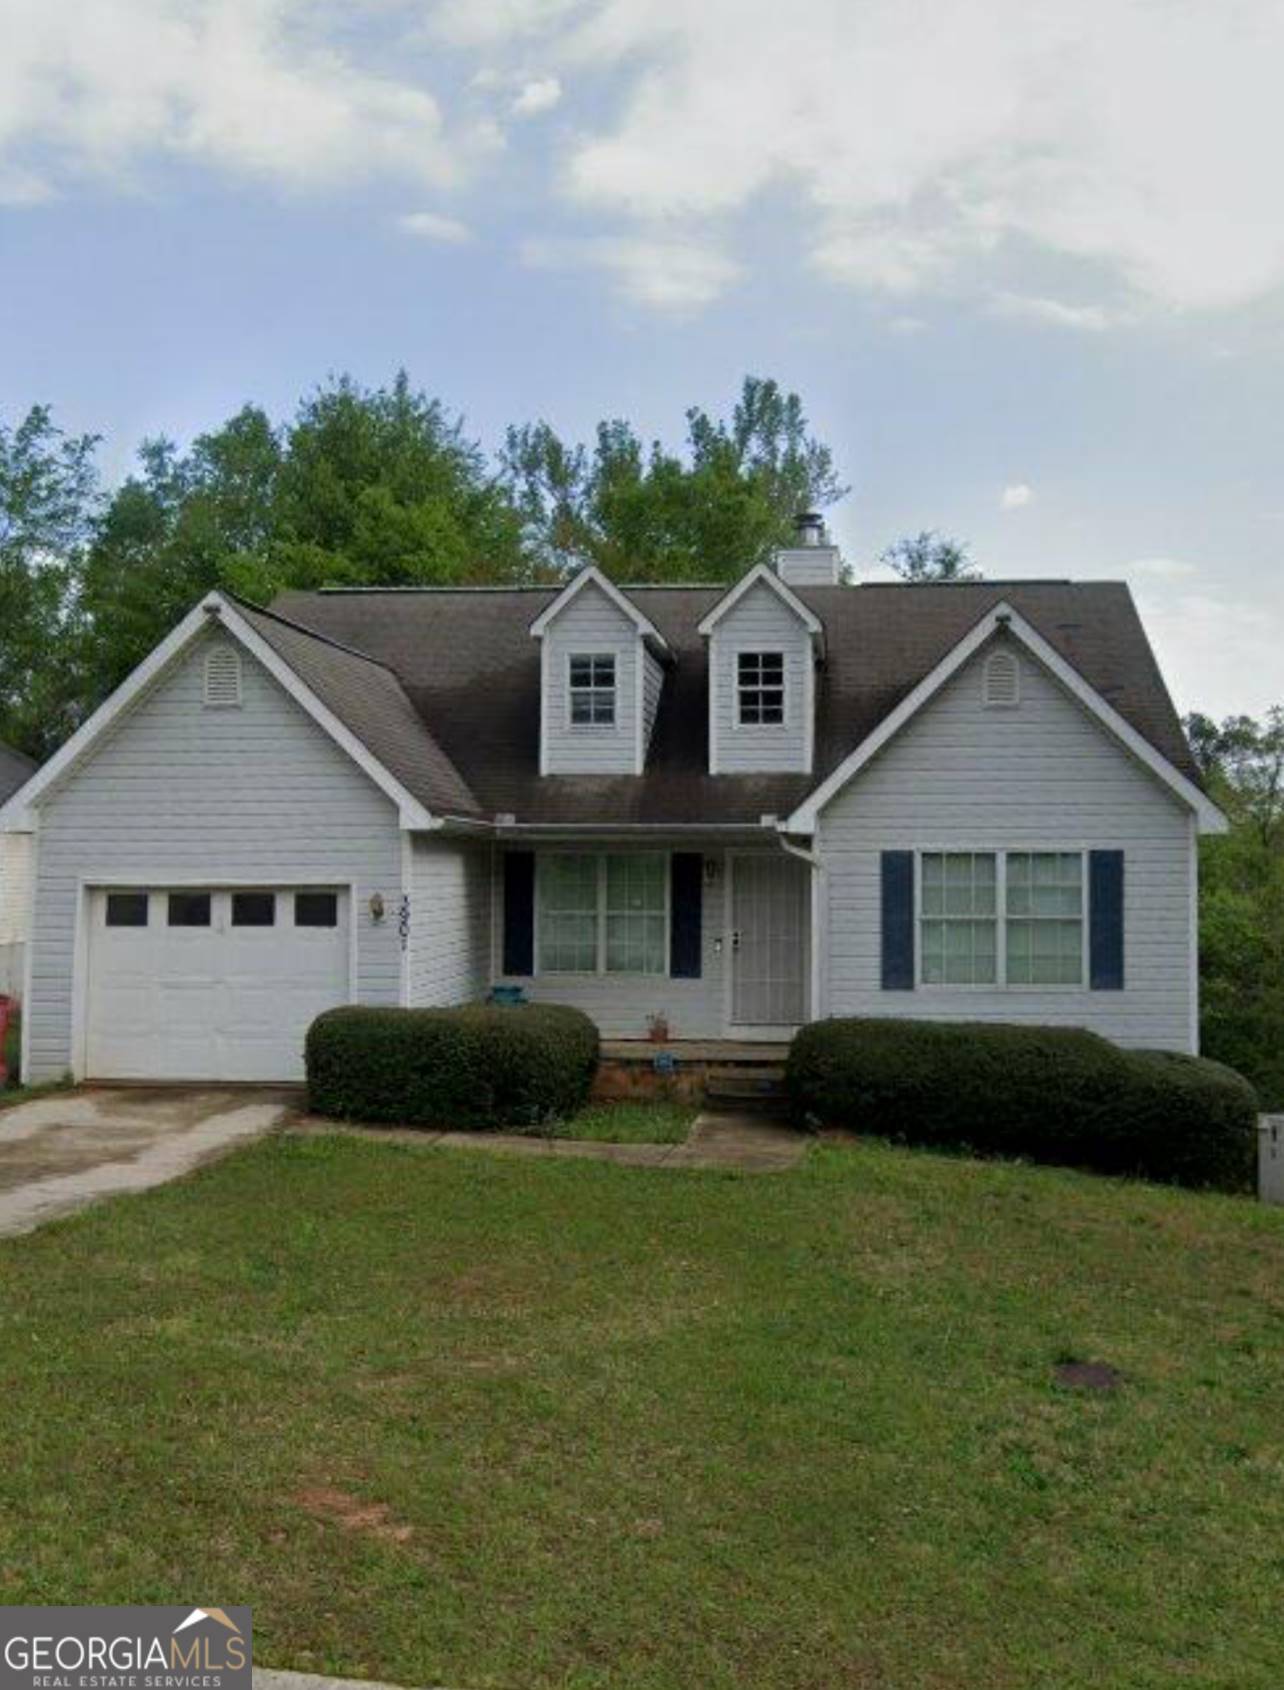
<box><xmin>0</xmin><ymin>1087</ymin><xmax>294</xmax><ymax>1239</ymax></box>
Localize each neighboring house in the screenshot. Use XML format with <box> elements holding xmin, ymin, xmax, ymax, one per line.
<box><xmin>0</xmin><ymin>520</ymin><xmax>1224</xmax><ymax>1084</ymax></box>
<box><xmin>0</xmin><ymin>739</ymin><xmax>38</xmax><ymax>998</ymax></box>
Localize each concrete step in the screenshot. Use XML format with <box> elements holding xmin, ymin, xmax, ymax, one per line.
<box><xmin>706</xmin><ymin>1064</ymin><xmax>786</xmax><ymax>1083</ymax></box>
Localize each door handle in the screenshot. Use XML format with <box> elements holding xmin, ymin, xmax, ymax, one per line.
<box><xmin>731</xmin><ymin>930</ymin><xmax>741</xmax><ymax>952</ymax></box>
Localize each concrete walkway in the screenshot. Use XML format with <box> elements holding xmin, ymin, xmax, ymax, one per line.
<box><xmin>289</xmin><ymin>1108</ymin><xmax>805</xmax><ymax>1172</ymax></box>
<box><xmin>0</xmin><ymin>1087</ymin><xmax>292</xmax><ymax>1238</ymax></box>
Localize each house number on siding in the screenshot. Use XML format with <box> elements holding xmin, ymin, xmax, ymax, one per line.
<box><xmin>399</xmin><ymin>894</ymin><xmax>411</xmax><ymax>951</ymax></box>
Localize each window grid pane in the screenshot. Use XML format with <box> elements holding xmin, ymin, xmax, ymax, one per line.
<box><xmin>919</xmin><ymin>853</ymin><xmax>997</xmax><ymax>983</ymax></box>
<box><xmin>538</xmin><ymin>854</ymin><xmax>599</xmax><ymax>973</ymax></box>
<box><xmin>605</xmin><ymin>854</ymin><xmax>666</xmax><ymax>974</ymax></box>
<box><xmin>1006</xmin><ymin>852</ymin><xmax>1083</xmax><ymax>984</ymax></box>
<box><xmin>569</xmin><ymin>654</ymin><xmax>616</xmax><ymax>725</ymax></box>
<box><xmin>737</xmin><ymin>651</ymin><xmax>785</xmax><ymax>725</ymax></box>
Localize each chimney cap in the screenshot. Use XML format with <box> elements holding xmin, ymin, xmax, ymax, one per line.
<box><xmin>794</xmin><ymin>510</ymin><xmax>826</xmax><ymax>546</ymax></box>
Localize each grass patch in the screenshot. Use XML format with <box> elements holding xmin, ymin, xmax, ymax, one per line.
<box><xmin>555</xmin><ymin>1099</ymin><xmax>697</xmax><ymax>1144</ymax></box>
<box><xmin>2</xmin><ymin>1135</ymin><xmax>1284</xmax><ymax>1688</ymax></box>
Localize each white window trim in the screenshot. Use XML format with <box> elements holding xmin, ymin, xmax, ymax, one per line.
<box><xmin>914</xmin><ymin>847</ymin><xmax>1090</xmax><ymax>991</ymax></box>
<box><xmin>735</xmin><ymin>648</ymin><xmax>788</xmax><ymax>730</ymax></box>
<box><xmin>565</xmin><ymin>650</ymin><xmax>619</xmax><ymax>732</ymax></box>
<box><xmin>534</xmin><ymin>850</ymin><xmax>670</xmax><ymax>978</ymax></box>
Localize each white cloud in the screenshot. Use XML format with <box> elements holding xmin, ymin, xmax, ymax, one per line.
<box><xmin>521</xmin><ymin>234</ymin><xmax>740</xmax><ymax>309</ymax></box>
<box><xmin>1000</xmin><ymin>483</ymin><xmax>1035</xmax><ymax>510</ymax></box>
<box><xmin>511</xmin><ymin>76</ymin><xmax>562</xmax><ymax>118</ymax></box>
<box><xmin>991</xmin><ymin>294</ymin><xmax>1115</xmax><ymax>333</ymax></box>
<box><xmin>6</xmin><ymin>0</ymin><xmax>1284</xmax><ymax>323</ymax></box>
<box><xmin>0</xmin><ymin>0</ymin><xmax>460</xmax><ymax>198</ymax></box>
<box><xmin>1122</xmin><ymin>556</ymin><xmax>1199</xmax><ymax>581</ymax></box>
<box><xmin>397</xmin><ymin>209</ymin><xmax>473</xmax><ymax>243</ymax></box>
<box><xmin>1132</xmin><ymin>583</ymin><xmax>1284</xmax><ymax>720</ymax></box>
<box><xmin>470</xmin><ymin>0</ymin><xmax>1284</xmax><ymax>314</ymax></box>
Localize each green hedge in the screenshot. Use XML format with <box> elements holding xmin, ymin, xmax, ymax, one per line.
<box><xmin>787</xmin><ymin>1018</ymin><xmax>1259</xmax><ymax>1191</ymax></box>
<box><xmin>306</xmin><ymin>1003</ymin><xmax>599</xmax><ymax>1130</ymax></box>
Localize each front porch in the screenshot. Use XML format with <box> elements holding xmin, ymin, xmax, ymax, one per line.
<box><xmin>594</xmin><ymin>1038</ymin><xmax>792</xmax><ymax>1110</ymax></box>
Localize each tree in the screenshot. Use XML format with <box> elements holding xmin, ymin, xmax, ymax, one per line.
<box><xmin>1185</xmin><ymin>708</ymin><xmax>1284</xmax><ymax>849</ymax></box>
<box><xmin>78</xmin><ymin>374</ymin><xmax>532</xmax><ymax>703</ymax></box>
<box><xmin>502</xmin><ymin>376</ymin><xmax>845</xmax><ymax>581</ymax></box>
<box><xmin>0</xmin><ymin>406</ymin><xmax>99</xmax><ymax>759</ymax></box>
<box><xmin>880</xmin><ymin>530</ymin><xmax>979</xmax><ymax>582</ymax></box>
<box><xmin>1186</xmin><ymin>707</ymin><xmax>1284</xmax><ymax>1107</ymax></box>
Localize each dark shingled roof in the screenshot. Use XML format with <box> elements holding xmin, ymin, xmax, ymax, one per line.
<box><xmin>0</xmin><ymin>740</ymin><xmax>37</xmax><ymax>807</ymax></box>
<box><xmin>232</xmin><ymin>600</ymin><xmax>481</xmax><ymax>816</ymax></box>
<box><xmin>266</xmin><ymin>579</ymin><xmax>1199</xmax><ymax>825</ymax></box>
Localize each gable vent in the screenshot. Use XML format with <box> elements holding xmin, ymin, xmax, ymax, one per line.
<box><xmin>203</xmin><ymin>644</ymin><xmax>242</xmax><ymax>709</ymax></box>
<box><xmin>983</xmin><ymin>649</ymin><xmax>1020</xmax><ymax>708</ymax></box>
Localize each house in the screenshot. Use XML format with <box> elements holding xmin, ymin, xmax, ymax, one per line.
<box><xmin>0</xmin><ymin>739</ymin><xmax>38</xmax><ymax>998</ymax></box>
<box><xmin>0</xmin><ymin>519</ymin><xmax>1223</xmax><ymax>1085</ymax></box>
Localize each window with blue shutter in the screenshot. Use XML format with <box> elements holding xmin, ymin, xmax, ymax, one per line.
<box><xmin>881</xmin><ymin>851</ymin><xmax>915</xmax><ymax>990</ymax></box>
<box><xmin>1089</xmin><ymin>850</ymin><xmax>1125</xmax><ymax>990</ymax></box>
<box><xmin>502</xmin><ymin>851</ymin><xmax>535</xmax><ymax>976</ymax></box>
<box><xmin>669</xmin><ymin>853</ymin><xmax>703</xmax><ymax>978</ymax></box>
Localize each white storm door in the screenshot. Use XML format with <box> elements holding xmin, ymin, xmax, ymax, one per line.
<box><xmin>730</xmin><ymin>856</ymin><xmax>809</xmax><ymax>1026</ymax></box>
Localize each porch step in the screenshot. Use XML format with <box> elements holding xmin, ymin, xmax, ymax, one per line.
<box><xmin>706</xmin><ymin>1064</ymin><xmax>786</xmax><ymax>1083</ymax></box>
<box><xmin>704</xmin><ymin>1071</ymin><xmax>790</xmax><ymax>1116</ymax></box>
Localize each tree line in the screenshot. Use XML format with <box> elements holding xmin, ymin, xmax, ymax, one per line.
<box><xmin>0</xmin><ymin>371</ymin><xmax>1276</xmax><ymax>1100</ymax></box>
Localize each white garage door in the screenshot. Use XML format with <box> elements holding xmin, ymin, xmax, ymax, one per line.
<box><xmin>85</xmin><ymin>887</ymin><xmax>350</xmax><ymax>1081</ymax></box>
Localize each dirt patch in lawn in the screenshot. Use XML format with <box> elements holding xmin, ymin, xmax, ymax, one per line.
<box><xmin>293</xmin><ymin>1486</ymin><xmax>414</xmax><ymax>1544</ymax></box>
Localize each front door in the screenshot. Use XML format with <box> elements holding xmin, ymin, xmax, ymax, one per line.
<box><xmin>731</xmin><ymin>855</ymin><xmax>809</xmax><ymax>1027</ymax></box>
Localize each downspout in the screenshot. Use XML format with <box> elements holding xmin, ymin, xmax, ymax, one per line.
<box><xmin>777</xmin><ymin>829</ymin><xmax>824</xmax><ymax>1024</ymax></box>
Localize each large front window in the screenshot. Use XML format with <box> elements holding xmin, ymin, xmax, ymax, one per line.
<box><xmin>919</xmin><ymin>850</ymin><xmax>1085</xmax><ymax>987</ymax></box>
<box><xmin>538</xmin><ymin>853</ymin><xmax>667</xmax><ymax>975</ymax></box>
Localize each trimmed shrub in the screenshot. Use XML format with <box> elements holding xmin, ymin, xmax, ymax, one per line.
<box><xmin>787</xmin><ymin>1018</ymin><xmax>1259</xmax><ymax>1192</ymax></box>
<box><xmin>306</xmin><ymin>1003</ymin><xmax>599</xmax><ymax>1130</ymax></box>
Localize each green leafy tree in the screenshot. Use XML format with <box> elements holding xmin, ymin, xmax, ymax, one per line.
<box><xmin>79</xmin><ymin>375</ymin><xmax>531</xmax><ymax>701</ymax></box>
<box><xmin>880</xmin><ymin>530</ymin><xmax>980</xmax><ymax>582</ymax></box>
<box><xmin>0</xmin><ymin>406</ymin><xmax>100</xmax><ymax>759</ymax></box>
<box><xmin>502</xmin><ymin>376</ymin><xmax>845</xmax><ymax>581</ymax></box>
<box><xmin>1187</xmin><ymin>708</ymin><xmax>1284</xmax><ymax>1106</ymax></box>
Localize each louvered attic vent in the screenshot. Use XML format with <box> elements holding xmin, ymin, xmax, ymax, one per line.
<box><xmin>203</xmin><ymin>644</ymin><xmax>243</xmax><ymax>708</ymax></box>
<box><xmin>983</xmin><ymin>649</ymin><xmax>1020</xmax><ymax>708</ymax></box>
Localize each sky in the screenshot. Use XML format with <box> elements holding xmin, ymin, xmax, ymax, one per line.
<box><xmin>1</xmin><ymin>0</ymin><xmax>1282</xmax><ymax>721</ymax></box>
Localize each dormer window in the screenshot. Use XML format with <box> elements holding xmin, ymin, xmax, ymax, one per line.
<box><xmin>737</xmin><ymin>652</ymin><xmax>785</xmax><ymax>725</ymax></box>
<box><xmin>569</xmin><ymin>654</ymin><xmax>616</xmax><ymax>726</ymax></box>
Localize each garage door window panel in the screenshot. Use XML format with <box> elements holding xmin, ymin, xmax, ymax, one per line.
<box><xmin>168</xmin><ymin>892</ymin><xmax>212</xmax><ymax>927</ymax></box>
<box><xmin>232</xmin><ymin>892</ymin><xmax>276</xmax><ymax>927</ymax></box>
<box><xmin>295</xmin><ymin>891</ymin><xmax>339</xmax><ymax>928</ymax></box>
<box><xmin>106</xmin><ymin>893</ymin><xmax>149</xmax><ymax>928</ymax></box>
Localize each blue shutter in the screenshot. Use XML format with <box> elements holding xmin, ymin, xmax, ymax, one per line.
<box><xmin>502</xmin><ymin>851</ymin><xmax>535</xmax><ymax>976</ymax></box>
<box><xmin>1089</xmin><ymin>850</ymin><xmax>1125</xmax><ymax>990</ymax></box>
<box><xmin>670</xmin><ymin>853</ymin><xmax>703</xmax><ymax>978</ymax></box>
<box><xmin>881</xmin><ymin>851</ymin><xmax>915</xmax><ymax>990</ymax></box>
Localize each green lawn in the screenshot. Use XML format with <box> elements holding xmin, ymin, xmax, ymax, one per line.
<box><xmin>2</xmin><ymin>1135</ymin><xmax>1283</xmax><ymax>1689</ymax></box>
<box><xmin>556</xmin><ymin>1098</ymin><xmax>697</xmax><ymax>1143</ymax></box>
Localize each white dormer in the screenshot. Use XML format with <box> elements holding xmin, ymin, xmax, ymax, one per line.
<box><xmin>530</xmin><ymin>565</ymin><xmax>671</xmax><ymax>776</ymax></box>
<box><xmin>698</xmin><ymin>563</ymin><xmax>824</xmax><ymax>775</ymax></box>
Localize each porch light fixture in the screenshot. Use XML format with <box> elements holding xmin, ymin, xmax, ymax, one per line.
<box><xmin>704</xmin><ymin>857</ymin><xmax>719</xmax><ymax>884</ymax></box>
<box><xmin>368</xmin><ymin>892</ymin><xmax>386</xmax><ymax>923</ymax></box>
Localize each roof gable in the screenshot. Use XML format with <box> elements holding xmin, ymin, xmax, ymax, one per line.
<box><xmin>0</xmin><ymin>593</ymin><xmax>469</xmax><ymax>832</ymax></box>
<box><xmin>529</xmin><ymin>565</ymin><xmax>672</xmax><ymax>657</ymax></box>
<box><xmin>785</xmin><ymin>601</ymin><xmax>1224</xmax><ymax>833</ymax></box>
<box><xmin>697</xmin><ymin>562</ymin><xmax>823</xmax><ymax>648</ymax></box>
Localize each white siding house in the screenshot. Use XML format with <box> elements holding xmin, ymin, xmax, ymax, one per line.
<box><xmin>0</xmin><ymin>556</ymin><xmax>1218</xmax><ymax>1081</ymax></box>
<box><xmin>21</xmin><ymin>632</ymin><xmax>406</xmax><ymax>1083</ymax></box>
<box><xmin>814</xmin><ymin>636</ymin><xmax>1197</xmax><ymax>1050</ymax></box>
